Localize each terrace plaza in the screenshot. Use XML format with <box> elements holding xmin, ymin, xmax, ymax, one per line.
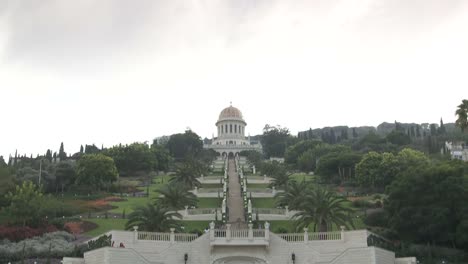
<box><xmin>63</xmin><ymin>106</ymin><xmax>416</xmax><ymax>264</ymax></box>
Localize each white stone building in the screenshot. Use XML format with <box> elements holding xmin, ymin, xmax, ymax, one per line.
<box><xmin>445</xmin><ymin>141</ymin><xmax>468</xmax><ymax>161</ymax></box>
<box><xmin>204</xmin><ymin>104</ymin><xmax>262</xmax><ymax>158</ymax></box>
<box><xmin>63</xmin><ymin>224</ymin><xmax>416</xmax><ymax>264</ymax></box>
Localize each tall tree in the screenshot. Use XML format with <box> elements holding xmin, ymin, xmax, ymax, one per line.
<box><xmin>170</xmin><ymin>159</ymin><xmax>203</xmax><ymax>189</ymax></box>
<box><xmin>439</xmin><ymin>118</ymin><xmax>446</xmax><ymax>135</ymax></box>
<box><xmin>275</xmin><ymin>180</ymin><xmax>310</xmax><ymax>210</ymax></box>
<box><xmin>386</xmin><ymin>161</ymin><xmax>468</xmax><ymax>246</ymax></box>
<box><xmin>5</xmin><ymin>181</ymin><xmax>44</xmax><ymax>226</ymax></box>
<box><xmin>261</xmin><ymin>124</ymin><xmax>291</xmax><ymax>158</ymax></box>
<box><xmin>166</xmin><ymin>130</ymin><xmax>203</xmax><ymax>160</ymax></box>
<box><xmin>155</xmin><ymin>183</ymin><xmax>198</xmax><ymax>210</ymax></box>
<box><xmin>105</xmin><ymin>142</ymin><xmax>156</xmax><ymax>176</ymax></box>
<box><xmin>58</xmin><ymin>142</ymin><xmax>66</xmax><ymax>161</ymax></box>
<box><xmin>125</xmin><ymin>204</ymin><xmax>182</xmax><ymax>232</ymax></box>
<box><xmin>54</xmin><ymin>161</ymin><xmax>76</xmax><ymax>193</ymax></box>
<box><xmin>76</xmin><ymin>154</ymin><xmax>118</xmax><ymax>192</ymax></box>
<box><xmin>455</xmin><ymin>99</ymin><xmax>468</xmax><ymax>132</ymax></box>
<box><xmin>293</xmin><ymin>187</ymin><xmax>355</xmax><ymax>232</ymax></box>
<box><xmin>80</xmin><ymin>145</ymin><xmax>84</xmax><ymax>154</ymax></box>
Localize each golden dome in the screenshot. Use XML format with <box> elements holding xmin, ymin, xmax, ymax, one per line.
<box><xmin>217</xmin><ymin>105</ymin><xmax>246</xmax><ymax>125</ymax></box>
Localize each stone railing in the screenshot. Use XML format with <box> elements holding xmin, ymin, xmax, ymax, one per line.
<box><xmin>134</xmin><ymin>227</ymin><xmax>198</xmax><ymax>244</ymax></box>
<box><xmin>209</xmin><ymin>222</ymin><xmax>270</xmax><ymax>246</ymax></box>
<box><xmin>277</xmin><ymin>227</ymin><xmax>345</xmax><ymax>243</ymax></box>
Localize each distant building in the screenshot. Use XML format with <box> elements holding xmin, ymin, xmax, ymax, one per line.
<box><xmin>204</xmin><ymin>104</ymin><xmax>262</xmax><ymax>158</ymax></box>
<box><xmin>446</xmin><ymin>141</ymin><xmax>468</xmax><ymax>161</ymax></box>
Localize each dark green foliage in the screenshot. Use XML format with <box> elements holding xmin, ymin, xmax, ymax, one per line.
<box><xmin>84</xmin><ymin>144</ymin><xmax>100</xmax><ymax>154</ymax></box>
<box><xmin>54</xmin><ymin>161</ymin><xmax>76</xmax><ymax>193</ymax></box>
<box><xmin>166</xmin><ymin>130</ymin><xmax>203</xmax><ymax>160</ymax></box>
<box><xmin>75</xmin><ymin>154</ymin><xmax>118</xmax><ymax>192</ymax></box>
<box><xmin>58</xmin><ymin>142</ymin><xmax>67</xmax><ymax>161</ymax></box>
<box><xmin>4</xmin><ymin>181</ymin><xmax>44</xmax><ymax>227</ymax></box>
<box><xmin>170</xmin><ymin>158</ymin><xmax>203</xmax><ymax>189</ymax></box>
<box><xmin>386</xmin><ymin>160</ymin><xmax>468</xmax><ymax>247</ymax></box>
<box><xmin>125</xmin><ymin>204</ymin><xmax>182</xmax><ymax>232</ymax></box>
<box><xmin>284</xmin><ymin>140</ymin><xmax>322</xmax><ymax>166</ymax></box>
<box><xmin>386</xmin><ymin>130</ymin><xmax>411</xmax><ymax>146</ymax></box>
<box><xmin>261</xmin><ymin>124</ymin><xmax>293</xmax><ymax>158</ymax></box>
<box><xmin>155</xmin><ymin>183</ymin><xmax>198</xmax><ymax>210</ymax></box>
<box><xmin>455</xmin><ymin>99</ymin><xmax>468</xmax><ymax>132</ymax></box>
<box><xmin>293</xmin><ymin>187</ymin><xmax>355</xmax><ymax>232</ymax></box>
<box><xmin>87</xmin><ymin>234</ymin><xmax>112</xmax><ymax>251</ymax></box>
<box><xmin>364</xmin><ymin>211</ymin><xmax>388</xmax><ymax>227</ymax></box>
<box><xmin>105</xmin><ymin>142</ymin><xmax>156</xmax><ymax>176</ymax></box>
<box><xmin>316</xmin><ymin>151</ymin><xmax>361</xmax><ymax>183</ymax></box>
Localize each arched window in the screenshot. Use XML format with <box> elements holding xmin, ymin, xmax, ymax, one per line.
<box><xmin>235</xmin><ymin>124</ymin><xmax>237</xmax><ymax>133</ymax></box>
<box><xmin>230</xmin><ymin>124</ymin><xmax>232</xmax><ymax>133</ymax></box>
<box><xmin>225</xmin><ymin>124</ymin><xmax>228</xmax><ymax>134</ymax></box>
<box><xmin>221</xmin><ymin>125</ymin><xmax>223</xmax><ymax>134</ymax></box>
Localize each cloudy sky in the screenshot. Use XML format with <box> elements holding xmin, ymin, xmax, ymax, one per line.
<box><xmin>0</xmin><ymin>0</ymin><xmax>467</xmax><ymax>159</ymax></box>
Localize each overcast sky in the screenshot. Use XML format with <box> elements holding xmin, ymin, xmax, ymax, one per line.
<box><xmin>1</xmin><ymin>0</ymin><xmax>467</xmax><ymax>159</ymax></box>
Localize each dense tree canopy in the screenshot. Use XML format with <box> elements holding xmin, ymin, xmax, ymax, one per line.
<box><xmin>4</xmin><ymin>181</ymin><xmax>44</xmax><ymax>226</ymax></box>
<box><xmin>166</xmin><ymin>130</ymin><xmax>203</xmax><ymax>160</ymax></box>
<box><xmin>284</xmin><ymin>140</ymin><xmax>322</xmax><ymax>166</ymax></box>
<box><xmin>75</xmin><ymin>154</ymin><xmax>118</xmax><ymax>191</ymax></box>
<box><xmin>386</xmin><ymin>161</ymin><xmax>468</xmax><ymax>247</ymax></box>
<box><xmin>105</xmin><ymin>142</ymin><xmax>156</xmax><ymax>176</ymax></box>
<box><xmin>356</xmin><ymin>148</ymin><xmax>428</xmax><ymax>190</ymax></box>
<box><xmin>261</xmin><ymin>125</ymin><xmax>295</xmax><ymax>158</ymax></box>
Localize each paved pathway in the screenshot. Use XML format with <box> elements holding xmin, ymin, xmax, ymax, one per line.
<box><xmin>227</xmin><ymin>158</ymin><xmax>246</xmax><ymax>229</ymax></box>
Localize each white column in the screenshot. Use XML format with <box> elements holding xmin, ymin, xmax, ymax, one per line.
<box><xmin>133</xmin><ymin>226</ymin><xmax>138</xmax><ymax>243</ymax></box>
<box><xmin>304</xmin><ymin>228</ymin><xmax>309</xmax><ymax>244</ymax></box>
<box><xmin>272</xmin><ymin>186</ymin><xmax>276</xmax><ymax>196</ymax></box>
<box><xmin>194</xmin><ymin>186</ymin><xmax>198</xmax><ymax>195</ymax></box>
<box><xmin>341</xmin><ymin>226</ymin><xmax>345</xmax><ymax>242</ymax></box>
<box><xmin>285</xmin><ymin>206</ymin><xmax>289</xmax><ymax>217</ymax></box>
<box><xmin>210</xmin><ymin>222</ymin><xmax>215</xmax><ymax>241</ymax></box>
<box><xmin>170</xmin><ymin>228</ymin><xmax>175</xmax><ymax>244</ymax></box>
<box><xmin>184</xmin><ymin>206</ymin><xmax>189</xmax><ymax>217</ymax></box>
<box><xmin>248</xmin><ymin>223</ymin><xmax>253</xmax><ymax>241</ymax></box>
<box><xmin>226</xmin><ymin>224</ymin><xmax>231</xmax><ymax>241</ymax></box>
<box><xmin>264</xmin><ymin>222</ymin><xmax>270</xmax><ymax>241</ymax></box>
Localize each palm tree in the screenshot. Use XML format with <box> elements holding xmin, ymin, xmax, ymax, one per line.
<box><xmin>275</xmin><ymin>179</ymin><xmax>310</xmax><ymax>210</ymax></box>
<box><xmin>125</xmin><ymin>204</ymin><xmax>182</xmax><ymax>232</ymax></box>
<box><xmin>293</xmin><ymin>187</ymin><xmax>355</xmax><ymax>232</ymax></box>
<box><xmin>170</xmin><ymin>160</ymin><xmax>202</xmax><ymax>189</ymax></box>
<box><xmin>155</xmin><ymin>183</ymin><xmax>198</xmax><ymax>210</ymax></box>
<box><xmin>455</xmin><ymin>99</ymin><xmax>468</xmax><ymax>132</ymax></box>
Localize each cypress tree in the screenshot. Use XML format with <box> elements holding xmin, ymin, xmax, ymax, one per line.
<box><xmin>439</xmin><ymin>118</ymin><xmax>446</xmax><ymax>135</ymax></box>
<box><xmin>80</xmin><ymin>145</ymin><xmax>84</xmax><ymax>154</ymax></box>
<box><xmin>59</xmin><ymin>142</ymin><xmax>66</xmax><ymax>161</ymax></box>
<box><xmin>352</xmin><ymin>128</ymin><xmax>358</xmax><ymax>138</ymax></box>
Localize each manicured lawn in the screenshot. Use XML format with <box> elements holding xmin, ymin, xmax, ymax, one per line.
<box><xmin>201</xmin><ymin>184</ymin><xmax>222</xmax><ymax>189</ymax></box>
<box><xmin>197</xmin><ymin>198</ymin><xmax>221</xmax><ymax>208</ymax></box>
<box><xmin>108</xmin><ymin>175</ymin><xmax>173</xmax><ymax>214</ymax></box>
<box><xmin>109</xmin><ymin>197</ymin><xmax>152</xmax><ymax>214</ymax></box>
<box><xmin>252</xmin><ymin>198</ymin><xmax>277</xmax><ymax>208</ymax></box>
<box><xmin>181</xmin><ymin>221</ymin><xmax>211</xmax><ymax>233</ymax></box>
<box><xmin>84</xmin><ymin>218</ymin><xmax>127</xmax><ymax>237</ymax></box>
<box><xmin>247</xmin><ymin>183</ymin><xmax>270</xmax><ymax>189</ymax></box>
